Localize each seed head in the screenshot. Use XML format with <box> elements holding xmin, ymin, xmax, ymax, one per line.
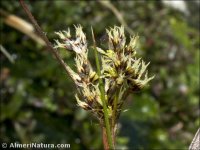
<box><xmin>54</xmin><ymin>25</ymin><xmax>154</xmax><ymax>121</ymax></box>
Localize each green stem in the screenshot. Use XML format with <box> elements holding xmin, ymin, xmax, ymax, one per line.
<box><xmin>91</xmin><ymin>28</ymin><xmax>113</xmax><ymax>149</ymax></box>
<box><xmin>112</xmin><ymin>88</ymin><xmax>119</xmax><ymax>146</ymax></box>
<box><xmin>112</xmin><ymin>91</ymin><xmax>118</xmax><ymax>125</ymax></box>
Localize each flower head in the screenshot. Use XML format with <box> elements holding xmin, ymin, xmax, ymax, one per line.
<box><xmin>106</xmin><ymin>26</ymin><xmax>126</xmax><ymax>50</ymax></box>
<box><xmin>54</xmin><ymin>25</ymin><xmax>154</xmax><ymax>121</ymax></box>
<box><xmin>55</xmin><ymin>25</ymin><xmax>87</xmax><ymax>53</ymax></box>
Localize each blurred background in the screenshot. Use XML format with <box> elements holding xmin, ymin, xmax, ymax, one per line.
<box><xmin>0</xmin><ymin>0</ymin><xmax>199</xmax><ymax>149</ymax></box>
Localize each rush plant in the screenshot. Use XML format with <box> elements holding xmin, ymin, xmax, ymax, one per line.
<box><xmin>54</xmin><ymin>25</ymin><xmax>154</xmax><ymax>149</ymax></box>
<box><xmin>20</xmin><ymin>1</ymin><xmax>154</xmax><ymax>149</ymax></box>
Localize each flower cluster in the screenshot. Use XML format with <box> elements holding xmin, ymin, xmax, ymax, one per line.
<box><xmin>54</xmin><ymin>25</ymin><xmax>154</xmax><ymax>121</ymax></box>
<box><xmin>55</xmin><ymin>25</ymin><xmax>103</xmax><ymax>119</ymax></box>
<box><xmin>97</xmin><ymin>26</ymin><xmax>154</xmax><ymax>120</ymax></box>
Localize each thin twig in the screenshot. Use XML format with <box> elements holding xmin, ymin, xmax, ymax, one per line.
<box><xmin>99</xmin><ymin>1</ymin><xmax>134</xmax><ymax>35</ymax></box>
<box><xmin>0</xmin><ymin>45</ymin><xmax>15</xmax><ymax>64</ymax></box>
<box><xmin>19</xmin><ymin>0</ymin><xmax>74</xmax><ymax>82</ymax></box>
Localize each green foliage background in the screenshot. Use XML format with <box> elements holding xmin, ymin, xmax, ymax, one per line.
<box><xmin>0</xmin><ymin>1</ymin><xmax>199</xmax><ymax>149</ymax></box>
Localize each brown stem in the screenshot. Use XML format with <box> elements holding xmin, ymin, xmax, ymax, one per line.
<box><xmin>112</xmin><ymin>124</ymin><xmax>116</xmax><ymax>148</ymax></box>
<box><xmin>19</xmin><ymin>0</ymin><xmax>75</xmax><ymax>82</ymax></box>
<box><xmin>102</xmin><ymin>126</ymin><xmax>109</xmax><ymax>150</ymax></box>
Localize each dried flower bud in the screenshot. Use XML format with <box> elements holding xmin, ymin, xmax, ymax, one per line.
<box><xmin>55</xmin><ymin>25</ymin><xmax>87</xmax><ymax>53</ymax></box>
<box><xmin>75</xmin><ymin>25</ymin><xmax>86</xmax><ymax>45</ymax></box>
<box><xmin>75</xmin><ymin>94</ymin><xmax>91</xmax><ymax>110</ymax></box>
<box><xmin>89</xmin><ymin>71</ymin><xmax>99</xmax><ymax>82</ymax></box>
<box><xmin>106</xmin><ymin>26</ymin><xmax>126</xmax><ymax>50</ymax></box>
<box><xmin>126</xmin><ymin>35</ymin><xmax>138</xmax><ymax>55</ymax></box>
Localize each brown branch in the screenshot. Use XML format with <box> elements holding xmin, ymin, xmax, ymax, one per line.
<box><xmin>19</xmin><ymin>0</ymin><xmax>73</xmax><ymax>81</ymax></box>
